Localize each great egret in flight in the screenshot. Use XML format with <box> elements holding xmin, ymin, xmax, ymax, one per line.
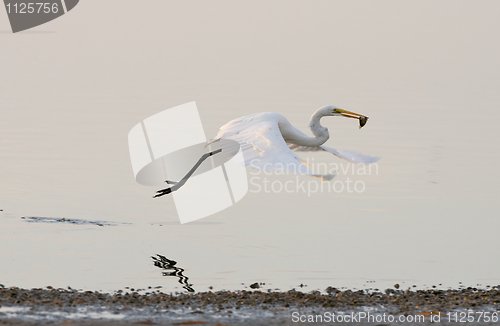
<box><xmin>209</xmin><ymin>105</ymin><xmax>379</xmax><ymax>180</ymax></box>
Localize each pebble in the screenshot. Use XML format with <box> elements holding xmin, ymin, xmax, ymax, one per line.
<box><xmin>249</xmin><ymin>283</ymin><xmax>260</xmax><ymax>289</ymax></box>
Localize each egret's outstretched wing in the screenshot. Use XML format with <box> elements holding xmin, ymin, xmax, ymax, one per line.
<box><xmin>214</xmin><ymin>118</ymin><xmax>334</xmax><ymax>180</ymax></box>
<box><xmin>287</xmin><ymin>125</ymin><xmax>380</xmax><ymax>164</ymax></box>
<box><xmin>289</xmin><ymin>143</ymin><xmax>379</xmax><ymax>164</ymax></box>
<box><xmin>319</xmin><ymin>145</ymin><xmax>380</xmax><ymax>164</ymax></box>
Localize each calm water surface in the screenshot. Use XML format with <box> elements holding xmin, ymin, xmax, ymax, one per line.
<box><xmin>1</xmin><ymin>1</ymin><xmax>499</xmax><ymax>293</ymax></box>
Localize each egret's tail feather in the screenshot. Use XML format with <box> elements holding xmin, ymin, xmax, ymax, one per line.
<box><xmin>204</xmin><ymin>138</ymin><xmax>221</xmax><ymax>148</ymax></box>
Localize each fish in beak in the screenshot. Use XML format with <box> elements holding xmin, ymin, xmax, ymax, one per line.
<box><xmin>339</xmin><ymin>109</ymin><xmax>369</xmax><ymax>129</ymax></box>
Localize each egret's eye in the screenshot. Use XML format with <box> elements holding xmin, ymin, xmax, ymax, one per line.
<box><xmin>332</xmin><ymin>109</ymin><xmax>341</xmax><ymax>114</ymax></box>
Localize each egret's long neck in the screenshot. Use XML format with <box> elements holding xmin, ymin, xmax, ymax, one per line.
<box><xmin>280</xmin><ymin>108</ymin><xmax>330</xmax><ymax>147</ymax></box>
<box><xmin>304</xmin><ymin>109</ymin><xmax>330</xmax><ymax>146</ymax></box>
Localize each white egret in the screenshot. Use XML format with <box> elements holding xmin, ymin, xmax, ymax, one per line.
<box><xmin>210</xmin><ymin>105</ymin><xmax>380</xmax><ymax>180</ymax></box>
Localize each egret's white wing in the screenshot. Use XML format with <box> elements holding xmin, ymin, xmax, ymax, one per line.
<box><xmin>290</xmin><ymin>143</ymin><xmax>379</xmax><ymax>164</ymax></box>
<box><xmin>288</xmin><ymin>144</ymin><xmax>323</xmax><ymax>152</ymax></box>
<box><xmin>319</xmin><ymin>145</ymin><xmax>380</xmax><ymax>164</ymax></box>
<box><xmin>287</xmin><ymin>126</ymin><xmax>380</xmax><ymax>164</ymax></box>
<box><xmin>215</xmin><ymin>118</ymin><xmax>334</xmax><ymax>180</ymax></box>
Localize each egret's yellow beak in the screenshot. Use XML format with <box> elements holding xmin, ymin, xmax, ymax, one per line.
<box><xmin>339</xmin><ymin>109</ymin><xmax>364</xmax><ymax>119</ymax></box>
<box><xmin>339</xmin><ymin>109</ymin><xmax>369</xmax><ymax>129</ymax></box>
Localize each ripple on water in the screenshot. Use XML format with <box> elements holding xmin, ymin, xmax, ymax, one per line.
<box><xmin>20</xmin><ymin>216</ymin><xmax>131</xmax><ymax>227</ymax></box>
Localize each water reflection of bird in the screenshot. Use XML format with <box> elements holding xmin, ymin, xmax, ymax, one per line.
<box><xmin>152</xmin><ymin>254</ymin><xmax>194</xmax><ymax>292</ymax></box>
<box><xmin>210</xmin><ymin>105</ymin><xmax>380</xmax><ymax>180</ymax></box>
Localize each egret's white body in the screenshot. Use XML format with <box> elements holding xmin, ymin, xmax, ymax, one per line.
<box><xmin>212</xmin><ymin>105</ymin><xmax>379</xmax><ymax>180</ymax></box>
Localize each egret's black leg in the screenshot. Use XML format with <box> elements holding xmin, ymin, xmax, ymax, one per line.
<box><xmin>153</xmin><ymin>148</ymin><xmax>222</xmax><ymax>198</ymax></box>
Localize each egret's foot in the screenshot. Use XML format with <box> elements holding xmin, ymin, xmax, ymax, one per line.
<box><xmin>153</xmin><ymin>188</ymin><xmax>172</xmax><ymax>198</ymax></box>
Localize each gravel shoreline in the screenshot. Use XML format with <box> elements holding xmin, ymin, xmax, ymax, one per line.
<box><xmin>1</xmin><ymin>285</ymin><xmax>499</xmax><ymax>325</ymax></box>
